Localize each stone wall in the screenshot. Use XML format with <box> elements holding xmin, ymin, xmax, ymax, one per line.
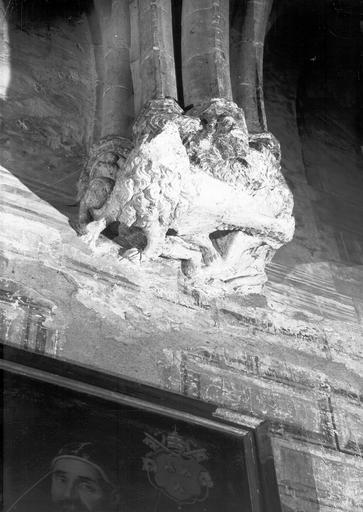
<box><xmin>0</xmin><ymin>2</ymin><xmax>362</xmax><ymax>511</ymax></box>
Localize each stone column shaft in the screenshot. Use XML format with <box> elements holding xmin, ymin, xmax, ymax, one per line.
<box><xmin>130</xmin><ymin>0</ymin><xmax>177</xmax><ymax>115</ymax></box>
<box><xmin>182</xmin><ymin>0</ymin><xmax>232</xmax><ymax>106</ymax></box>
<box><xmin>94</xmin><ymin>0</ymin><xmax>133</xmax><ymax>139</ymax></box>
<box><xmin>234</xmin><ymin>0</ymin><xmax>273</xmax><ymax>133</ymax></box>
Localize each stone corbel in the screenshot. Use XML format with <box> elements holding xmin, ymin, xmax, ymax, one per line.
<box><xmin>77</xmin><ymin>0</ymin><xmax>294</xmax><ymax>295</ymax></box>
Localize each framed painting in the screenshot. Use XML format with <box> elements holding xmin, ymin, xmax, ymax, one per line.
<box><xmin>0</xmin><ymin>342</ymin><xmax>282</xmax><ymax>512</ymax></box>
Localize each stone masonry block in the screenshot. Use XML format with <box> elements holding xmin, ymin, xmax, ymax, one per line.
<box><xmin>272</xmin><ymin>438</ymin><xmax>363</xmax><ymax>512</ymax></box>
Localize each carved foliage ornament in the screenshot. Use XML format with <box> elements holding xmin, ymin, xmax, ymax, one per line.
<box><xmin>77</xmin><ymin>98</ymin><xmax>294</xmax><ymax>294</ymax></box>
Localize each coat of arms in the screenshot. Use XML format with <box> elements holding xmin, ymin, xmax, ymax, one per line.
<box><xmin>142</xmin><ymin>429</ymin><xmax>213</xmax><ymax>505</ymax></box>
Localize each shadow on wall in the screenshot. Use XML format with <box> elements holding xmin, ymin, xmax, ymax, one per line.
<box><xmin>263</xmin><ymin>0</ymin><xmax>363</xmax><ymax>287</ymax></box>
<box><xmin>0</xmin><ymin>0</ymin><xmax>97</xmax><ymax>224</ymax></box>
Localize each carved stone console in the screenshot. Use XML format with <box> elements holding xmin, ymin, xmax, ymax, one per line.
<box><xmin>77</xmin><ymin>98</ymin><xmax>294</xmax><ymax>294</ymax></box>
<box><xmin>74</xmin><ymin>0</ymin><xmax>294</xmax><ymax>295</ymax></box>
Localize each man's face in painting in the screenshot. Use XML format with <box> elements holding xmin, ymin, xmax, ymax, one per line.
<box><xmin>51</xmin><ymin>457</ymin><xmax>111</xmax><ymax>512</ymax></box>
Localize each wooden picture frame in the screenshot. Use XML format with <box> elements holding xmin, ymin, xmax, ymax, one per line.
<box><xmin>1</xmin><ymin>342</ymin><xmax>282</xmax><ymax>512</ymax></box>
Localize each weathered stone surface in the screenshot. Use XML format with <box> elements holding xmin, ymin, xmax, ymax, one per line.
<box><xmin>272</xmin><ymin>438</ymin><xmax>363</xmax><ymax>512</ymax></box>
<box><xmin>331</xmin><ymin>395</ymin><xmax>363</xmax><ymax>457</ymax></box>
<box><xmin>79</xmin><ymin>97</ymin><xmax>295</xmax><ymax>294</ymax></box>
<box><xmin>2</xmin><ymin>159</ymin><xmax>360</xmax><ymax>399</ymax></box>
<box><xmin>159</xmin><ymin>348</ymin><xmax>336</xmax><ymax>446</ymax></box>
<box><xmin>0</xmin><ymin>278</ymin><xmax>59</xmax><ymax>352</ymax></box>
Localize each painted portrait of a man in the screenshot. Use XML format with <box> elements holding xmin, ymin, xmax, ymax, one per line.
<box><xmin>49</xmin><ymin>442</ymin><xmax>120</xmax><ymax>512</ymax></box>
<box><xmin>5</xmin><ymin>442</ymin><xmax>121</xmax><ymax>512</ymax></box>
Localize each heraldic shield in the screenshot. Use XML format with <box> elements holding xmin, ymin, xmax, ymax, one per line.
<box><xmin>142</xmin><ymin>429</ymin><xmax>214</xmax><ymax>505</ymax></box>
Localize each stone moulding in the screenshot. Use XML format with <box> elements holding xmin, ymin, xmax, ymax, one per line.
<box><xmin>76</xmin><ymin>97</ymin><xmax>294</xmax><ymax>295</ymax></box>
